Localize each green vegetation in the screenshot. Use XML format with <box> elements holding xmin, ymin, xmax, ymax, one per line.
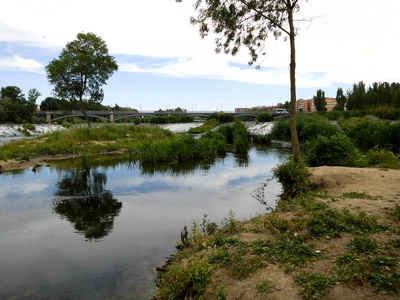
<box><xmin>140</xmin><ymin>114</ymin><xmax>194</xmax><ymax>124</ymax></box>
<box><xmin>339</xmin><ymin>115</ymin><xmax>400</xmax><ymax>154</ymax></box>
<box><xmin>272</xmin><ymin>159</ymin><xmax>311</xmax><ymax>199</ymax></box>
<box><xmin>46</xmin><ymin>32</ymin><xmax>118</xmax><ymax>126</ymax></box>
<box><xmin>156</xmin><ymin>257</ymin><xmax>212</xmax><ymax>299</ymax></box>
<box><xmin>304</xmin><ymin>134</ymin><xmax>363</xmax><ymax>167</ymax></box>
<box><xmin>321</xmin><ymin>107</ymin><xmax>400</xmax><ymax>121</ymax></box>
<box><xmin>154</xmin><ymin>188</ymin><xmax>400</xmax><ymax>299</ymax></box>
<box><xmin>188</xmin><ymin>118</ymin><xmax>219</xmax><ymax>134</ymax></box>
<box><xmin>256</xmin><ymin>113</ymin><xmax>274</xmax><ymax>122</ymax></box>
<box><xmin>256</xmin><ymin>280</ymin><xmax>274</xmax><ymax>294</ymax></box>
<box><xmin>0</xmin><ymin>121</ymin><xmax>262</xmax><ymax>165</ymax></box>
<box><xmin>271</xmin><ymin>114</ymin><xmax>341</xmax><ymax>142</ymax></box>
<box><xmin>313</xmin><ymin>89</ymin><xmax>327</xmax><ymax>112</ymax></box>
<box><xmin>295</xmin><ymin>272</ymin><xmax>336</xmax><ymax>299</ymax></box>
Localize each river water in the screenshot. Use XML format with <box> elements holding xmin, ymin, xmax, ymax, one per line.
<box><xmin>0</xmin><ymin>122</ymin><xmax>286</xmax><ymax>298</ymax></box>
<box><xmin>0</xmin><ymin>144</ymin><xmax>289</xmax><ymax>299</ymax></box>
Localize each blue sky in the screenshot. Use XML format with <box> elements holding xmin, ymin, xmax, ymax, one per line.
<box><xmin>1</xmin><ymin>0</ymin><xmax>399</xmax><ymax>111</ymax></box>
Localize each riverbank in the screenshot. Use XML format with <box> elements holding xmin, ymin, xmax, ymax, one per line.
<box><xmin>154</xmin><ymin>166</ymin><xmax>400</xmax><ymax>299</ymax></box>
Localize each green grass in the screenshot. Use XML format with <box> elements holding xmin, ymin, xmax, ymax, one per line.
<box><xmin>342</xmin><ymin>192</ymin><xmax>369</xmax><ymax>199</ymax></box>
<box><xmin>295</xmin><ymin>272</ymin><xmax>336</xmax><ymax>299</ymax></box>
<box><xmin>346</xmin><ymin>237</ymin><xmax>378</xmax><ymax>254</ymax></box>
<box><xmin>256</xmin><ymin>280</ymin><xmax>274</xmax><ymax>294</ymax></box>
<box><xmin>390</xmin><ymin>204</ymin><xmax>400</xmax><ymax>221</ymax></box>
<box><xmin>188</xmin><ymin>118</ymin><xmax>219</xmax><ymax>134</ymax></box>
<box><xmin>156</xmin><ymin>257</ymin><xmax>212</xmax><ymax>300</ymax></box>
<box><xmin>0</xmin><ymin>125</ymin><xmax>237</xmax><ymax>165</ymax></box>
<box><xmin>307</xmin><ymin>209</ymin><xmax>386</xmax><ymax>238</ymax></box>
<box><xmin>0</xmin><ymin>125</ymin><xmax>174</xmax><ymax>160</ymax></box>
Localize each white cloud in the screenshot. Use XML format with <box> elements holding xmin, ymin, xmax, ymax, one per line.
<box><xmin>1</xmin><ymin>0</ymin><xmax>400</xmax><ymax>88</ymax></box>
<box><xmin>0</xmin><ymin>55</ymin><xmax>44</xmax><ymax>73</ymax></box>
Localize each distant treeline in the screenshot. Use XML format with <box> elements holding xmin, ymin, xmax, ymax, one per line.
<box><xmin>346</xmin><ymin>81</ymin><xmax>400</xmax><ymax>110</ymax></box>
<box><xmin>0</xmin><ymin>85</ymin><xmax>136</xmax><ymax>124</ymax></box>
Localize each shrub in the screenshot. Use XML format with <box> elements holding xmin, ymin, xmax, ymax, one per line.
<box><xmin>339</xmin><ymin>115</ymin><xmax>400</xmax><ymax>153</ymax></box>
<box><xmin>295</xmin><ymin>272</ymin><xmax>336</xmax><ymax>299</ymax></box>
<box><xmin>256</xmin><ymin>113</ymin><xmax>274</xmax><ymax>122</ymax></box>
<box><xmin>217</xmin><ymin>113</ymin><xmax>234</xmax><ymax>124</ymax></box>
<box><xmin>156</xmin><ymin>258</ymin><xmax>212</xmax><ymax>299</ymax></box>
<box><xmin>271</xmin><ymin>114</ymin><xmax>341</xmax><ymax>142</ymax></box>
<box><xmin>366</xmin><ymin>148</ymin><xmax>400</xmax><ymax>169</ymax></box>
<box><xmin>272</xmin><ymin>159</ymin><xmax>311</xmax><ymax>199</ymax></box>
<box><xmin>304</xmin><ymin>134</ymin><xmax>363</xmax><ymax>167</ymax></box>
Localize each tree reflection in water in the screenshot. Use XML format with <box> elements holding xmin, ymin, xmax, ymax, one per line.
<box><xmin>53</xmin><ymin>168</ymin><xmax>122</xmax><ymax>241</ymax></box>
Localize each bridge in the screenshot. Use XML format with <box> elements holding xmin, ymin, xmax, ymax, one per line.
<box><xmin>34</xmin><ymin>110</ymin><xmax>290</xmax><ymax>123</ymax></box>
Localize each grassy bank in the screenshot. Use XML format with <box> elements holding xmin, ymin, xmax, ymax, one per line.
<box><xmin>0</xmin><ymin>122</ymin><xmax>265</xmax><ymax>167</ymax></box>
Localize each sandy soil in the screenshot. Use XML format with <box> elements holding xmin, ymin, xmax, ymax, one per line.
<box><xmin>201</xmin><ymin>166</ymin><xmax>400</xmax><ymax>299</ymax></box>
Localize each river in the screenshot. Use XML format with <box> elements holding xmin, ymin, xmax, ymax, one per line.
<box><xmin>0</xmin><ymin>122</ymin><xmax>286</xmax><ymax>298</ymax></box>
<box><xmin>0</xmin><ymin>143</ymin><xmax>289</xmax><ymax>299</ymax></box>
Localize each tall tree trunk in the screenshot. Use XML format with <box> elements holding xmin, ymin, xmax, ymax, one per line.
<box><xmin>79</xmin><ymin>100</ymin><xmax>91</xmax><ymax>128</ymax></box>
<box><xmin>288</xmin><ymin>7</ymin><xmax>302</xmax><ymax>162</ymax></box>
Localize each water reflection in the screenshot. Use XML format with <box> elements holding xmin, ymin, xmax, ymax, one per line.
<box><xmin>53</xmin><ymin>168</ymin><xmax>122</xmax><ymax>241</ymax></box>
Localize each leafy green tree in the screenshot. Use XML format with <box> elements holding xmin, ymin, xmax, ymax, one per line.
<box><xmin>313</xmin><ymin>89</ymin><xmax>326</xmax><ymax>112</ymax></box>
<box><xmin>179</xmin><ymin>0</ymin><xmax>308</xmax><ymax>162</ymax></box>
<box><xmin>27</xmin><ymin>88</ymin><xmax>41</xmax><ymax>112</ymax></box>
<box><xmin>46</xmin><ymin>32</ymin><xmax>118</xmax><ymax>126</ymax></box>
<box><xmin>0</xmin><ymin>86</ymin><xmax>33</xmax><ymax>123</ymax></box>
<box><xmin>334</xmin><ymin>87</ymin><xmax>346</xmax><ymax>111</ymax></box>
<box><xmin>0</xmin><ymin>86</ymin><xmax>26</xmax><ymax>105</ymax></box>
<box><xmin>347</xmin><ymin>81</ymin><xmax>366</xmax><ymax>110</ymax></box>
<box><xmin>0</xmin><ymin>96</ymin><xmax>32</xmax><ymax>123</ymax></box>
<box><xmin>40</xmin><ymin>97</ymin><xmax>63</xmax><ymax>111</ymax></box>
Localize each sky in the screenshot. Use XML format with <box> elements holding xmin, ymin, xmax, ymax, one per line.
<box><xmin>1</xmin><ymin>0</ymin><xmax>399</xmax><ymax>111</ymax></box>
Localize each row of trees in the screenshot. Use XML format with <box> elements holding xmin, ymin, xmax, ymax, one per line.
<box><xmin>0</xmin><ymin>85</ymin><xmax>139</xmax><ymax>124</ymax></box>
<box><xmin>0</xmin><ymin>86</ymin><xmax>41</xmax><ymax>123</ymax></box>
<box><xmin>313</xmin><ymin>82</ymin><xmax>400</xmax><ymax>112</ymax></box>
<box><xmin>347</xmin><ymin>81</ymin><xmax>400</xmax><ymax>110</ymax></box>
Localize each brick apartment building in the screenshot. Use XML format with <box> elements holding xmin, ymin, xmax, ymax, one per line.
<box><xmin>296</xmin><ymin>97</ymin><xmax>337</xmax><ymax>112</ymax></box>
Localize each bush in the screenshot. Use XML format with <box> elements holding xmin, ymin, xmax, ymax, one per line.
<box><xmin>256</xmin><ymin>113</ymin><xmax>274</xmax><ymax>122</ymax></box>
<box><xmin>271</xmin><ymin>114</ymin><xmax>341</xmax><ymax>142</ymax></box>
<box><xmin>217</xmin><ymin>113</ymin><xmax>234</xmax><ymax>124</ymax></box>
<box><xmin>339</xmin><ymin>115</ymin><xmax>400</xmax><ymax>154</ymax></box>
<box><xmin>188</xmin><ymin>119</ymin><xmax>219</xmax><ymax>134</ymax></box>
<box><xmin>273</xmin><ymin>159</ymin><xmax>311</xmax><ymax>199</ymax></box>
<box><xmin>232</xmin><ymin>122</ymin><xmax>251</xmax><ymax>154</ymax></box>
<box><xmin>304</xmin><ymin>134</ymin><xmax>363</xmax><ymax>167</ymax></box>
<box><xmin>366</xmin><ymin>148</ymin><xmax>400</xmax><ymax>169</ymax></box>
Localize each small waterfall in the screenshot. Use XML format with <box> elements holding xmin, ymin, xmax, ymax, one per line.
<box><xmin>0</xmin><ymin>124</ymin><xmax>63</xmax><ymax>146</ymax></box>
<box><xmin>0</xmin><ymin>124</ymin><xmax>62</xmax><ymax>138</ymax></box>
<box><xmin>245</xmin><ymin>121</ymin><xmax>274</xmax><ymax>135</ymax></box>
<box><xmin>158</xmin><ymin>122</ymin><xmax>203</xmax><ymax>133</ymax></box>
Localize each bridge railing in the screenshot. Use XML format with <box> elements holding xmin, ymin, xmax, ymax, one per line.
<box><xmin>34</xmin><ymin>110</ymin><xmax>289</xmax><ymax>123</ymax></box>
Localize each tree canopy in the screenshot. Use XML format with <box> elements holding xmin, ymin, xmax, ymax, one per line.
<box><xmin>180</xmin><ymin>0</ymin><xmax>307</xmax><ymax>161</ymax></box>
<box><xmin>313</xmin><ymin>89</ymin><xmax>326</xmax><ymax>112</ymax></box>
<box><xmin>46</xmin><ymin>32</ymin><xmax>118</xmax><ymax>126</ymax></box>
<box><xmin>334</xmin><ymin>87</ymin><xmax>346</xmax><ymax>111</ymax></box>
<box><xmin>0</xmin><ymin>86</ymin><xmax>40</xmax><ymax>123</ymax></box>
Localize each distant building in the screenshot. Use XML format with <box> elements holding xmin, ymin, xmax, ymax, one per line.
<box><xmin>296</xmin><ymin>97</ymin><xmax>337</xmax><ymax>112</ymax></box>
<box><xmin>235</xmin><ymin>107</ymin><xmax>250</xmax><ymax>112</ymax></box>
